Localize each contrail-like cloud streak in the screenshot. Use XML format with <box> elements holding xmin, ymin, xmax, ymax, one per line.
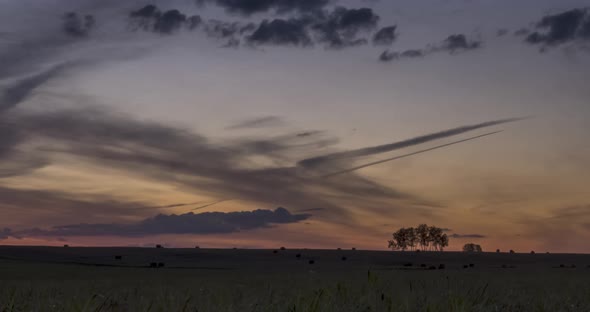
<box><xmin>321</xmin><ymin>131</ymin><xmax>503</xmax><ymax>178</ymax></box>
<box><xmin>299</xmin><ymin>118</ymin><xmax>524</xmax><ymax>168</ymax></box>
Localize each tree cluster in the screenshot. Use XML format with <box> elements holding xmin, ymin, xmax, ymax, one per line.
<box><xmin>462</xmin><ymin>243</ymin><xmax>483</xmax><ymax>252</ymax></box>
<box><xmin>388</xmin><ymin>224</ymin><xmax>449</xmax><ymax>251</ymax></box>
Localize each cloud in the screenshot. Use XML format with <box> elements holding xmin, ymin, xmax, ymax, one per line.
<box><xmin>312</xmin><ymin>7</ymin><xmax>379</xmax><ymax>48</ymax></box>
<box><xmin>247</xmin><ymin>19</ymin><xmax>313</xmax><ymax>46</ymax></box>
<box><xmin>440</xmin><ymin>34</ymin><xmax>481</xmax><ymax>52</ymax></box>
<box><xmin>525</xmin><ymin>8</ymin><xmax>590</xmax><ymax>46</ymax></box>
<box><xmin>373</xmin><ymin>25</ymin><xmax>397</xmax><ymax>46</ymax></box>
<box><xmin>450</xmin><ymin>233</ymin><xmax>486</xmax><ymax>239</ymax></box>
<box><xmin>195</xmin><ymin>0</ymin><xmax>330</xmax><ymax>16</ymax></box>
<box><xmin>18</xmin><ymin>207</ymin><xmax>311</xmax><ymax>237</ymax></box>
<box><xmin>128</xmin><ymin>5</ymin><xmax>200</xmax><ymax>34</ymax></box>
<box><xmin>379</xmin><ymin>49</ymin><xmax>424</xmax><ymax>62</ymax></box>
<box><xmin>299</xmin><ymin>118</ymin><xmax>523</xmax><ymax>168</ymax></box>
<box><xmin>378</xmin><ymin>34</ymin><xmax>481</xmax><ymax>62</ymax></box>
<box><xmin>226</xmin><ymin>116</ymin><xmax>287</xmax><ymax>130</ymax></box>
<box><xmin>0</xmin><ymin>228</ymin><xmax>13</xmax><ymax>240</ymax></box>
<box><xmin>62</xmin><ymin>12</ymin><xmax>96</xmax><ymax>37</ymax></box>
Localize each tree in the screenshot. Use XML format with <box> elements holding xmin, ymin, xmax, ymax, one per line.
<box><xmin>462</xmin><ymin>243</ymin><xmax>483</xmax><ymax>252</ymax></box>
<box><xmin>388</xmin><ymin>225</ymin><xmax>448</xmax><ymax>252</ymax></box>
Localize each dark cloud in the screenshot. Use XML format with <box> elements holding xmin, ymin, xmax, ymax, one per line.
<box><xmin>379</xmin><ymin>49</ymin><xmax>424</xmax><ymax>62</ymax></box>
<box><xmin>195</xmin><ymin>0</ymin><xmax>330</xmax><ymax>16</ymax></box>
<box><xmin>450</xmin><ymin>233</ymin><xmax>486</xmax><ymax>239</ymax></box>
<box><xmin>128</xmin><ymin>5</ymin><xmax>199</xmax><ymax>34</ymax></box>
<box><xmin>525</xmin><ymin>8</ymin><xmax>590</xmax><ymax>46</ymax></box>
<box><xmin>299</xmin><ymin>118</ymin><xmax>523</xmax><ymax>168</ymax></box>
<box><xmin>496</xmin><ymin>29</ymin><xmax>509</xmax><ymax>37</ymax></box>
<box><xmin>373</xmin><ymin>25</ymin><xmax>397</xmax><ymax>46</ymax></box>
<box><xmin>62</xmin><ymin>12</ymin><xmax>96</xmax><ymax>37</ymax></box>
<box><xmin>312</xmin><ymin>7</ymin><xmax>379</xmax><ymax>48</ymax></box>
<box><xmin>440</xmin><ymin>34</ymin><xmax>481</xmax><ymax>52</ymax></box>
<box><xmin>248</xmin><ymin>19</ymin><xmax>312</xmax><ymax>46</ymax></box>
<box><xmin>226</xmin><ymin>116</ymin><xmax>286</xmax><ymax>130</ymax></box>
<box><xmin>0</xmin><ymin>228</ymin><xmax>14</xmax><ymax>240</ymax></box>
<box><xmin>17</xmin><ymin>207</ymin><xmax>310</xmax><ymax>237</ymax></box>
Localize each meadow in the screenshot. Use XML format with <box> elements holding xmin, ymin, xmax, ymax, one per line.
<box><xmin>1</xmin><ymin>246</ymin><xmax>590</xmax><ymax>311</ymax></box>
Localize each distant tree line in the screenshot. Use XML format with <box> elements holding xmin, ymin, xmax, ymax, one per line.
<box><xmin>388</xmin><ymin>224</ymin><xmax>449</xmax><ymax>251</ymax></box>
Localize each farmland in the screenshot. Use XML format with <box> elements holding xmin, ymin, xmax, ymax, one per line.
<box><xmin>1</xmin><ymin>246</ymin><xmax>590</xmax><ymax>311</ymax></box>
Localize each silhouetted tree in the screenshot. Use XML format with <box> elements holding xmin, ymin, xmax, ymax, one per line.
<box><xmin>389</xmin><ymin>225</ymin><xmax>448</xmax><ymax>251</ymax></box>
<box><xmin>462</xmin><ymin>243</ymin><xmax>483</xmax><ymax>252</ymax></box>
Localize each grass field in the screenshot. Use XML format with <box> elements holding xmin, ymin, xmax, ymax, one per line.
<box><xmin>1</xmin><ymin>246</ymin><xmax>590</xmax><ymax>311</ymax></box>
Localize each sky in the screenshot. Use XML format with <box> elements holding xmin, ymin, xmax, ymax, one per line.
<box><xmin>0</xmin><ymin>0</ymin><xmax>589</xmax><ymax>252</ymax></box>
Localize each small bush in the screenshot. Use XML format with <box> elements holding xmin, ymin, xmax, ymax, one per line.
<box><xmin>280</xmin><ymin>247</ymin><xmax>286</xmax><ymax>250</ymax></box>
<box><xmin>509</xmin><ymin>249</ymin><xmax>515</xmax><ymax>254</ymax></box>
<box><xmin>496</xmin><ymin>249</ymin><xmax>500</xmax><ymax>253</ymax></box>
<box><xmin>156</xmin><ymin>244</ymin><xmax>163</xmax><ymax>249</ymax></box>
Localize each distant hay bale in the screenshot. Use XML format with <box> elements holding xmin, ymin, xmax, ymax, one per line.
<box><xmin>195</xmin><ymin>246</ymin><xmax>200</xmax><ymax>249</ymax></box>
<box><xmin>308</xmin><ymin>260</ymin><xmax>315</xmax><ymax>264</ymax></box>
<box><xmin>280</xmin><ymin>247</ymin><xmax>286</xmax><ymax>250</ymax></box>
<box><xmin>352</xmin><ymin>247</ymin><xmax>356</xmax><ymax>251</ymax></box>
<box><xmin>530</xmin><ymin>251</ymin><xmax>535</xmax><ymax>254</ymax></box>
<box><xmin>337</xmin><ymin>248</ymin><xmax>341</xmax><ymax>250</ymax></box>
<box><xmin>114</xmin><ymin>255</ymin><xmax>122</xmax><ymax>260</ymax></box>
<box><xmin>63</xmin><ymin>244</ymin><xmax>69</xmax><ymax>248</ymax></box>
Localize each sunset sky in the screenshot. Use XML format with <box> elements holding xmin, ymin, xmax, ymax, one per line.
<box><xmin>1</xmin><ymin>0</ymin><xmax>589</xmax><ymax>252</ymax></box>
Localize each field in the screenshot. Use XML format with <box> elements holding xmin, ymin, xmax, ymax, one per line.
<box><xmin>1</xmin><ymin>246</ymin><xmax>590</xmax><ymax>311</ymax></box>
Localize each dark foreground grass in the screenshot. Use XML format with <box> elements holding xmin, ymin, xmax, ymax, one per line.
<box><xmin>1</xmin><ymin>260</ymin><xmax>590</xmax><ymax>312</ymax></box>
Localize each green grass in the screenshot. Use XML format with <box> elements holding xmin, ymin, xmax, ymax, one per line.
<box><xmin>1</xmin><ymin>261</ymin><xmax>590</xmax><ymax>312</ymax></box>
